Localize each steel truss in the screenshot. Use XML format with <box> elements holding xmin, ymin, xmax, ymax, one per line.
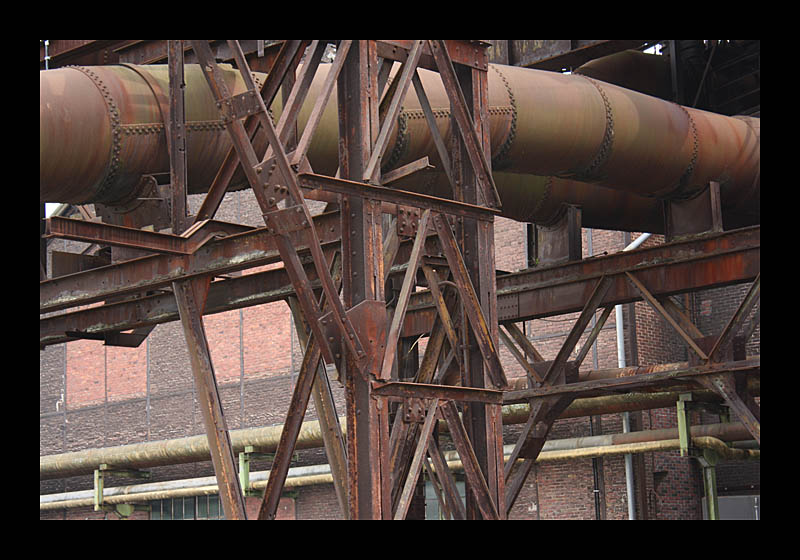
<box><xmin>40</xmin><ymin>40</ymin><xmax>760</xmax><ymax>520</ymax></box>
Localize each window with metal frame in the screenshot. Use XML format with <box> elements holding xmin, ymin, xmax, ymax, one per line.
<box><xmin>149</xmin><ymin>495</ymin><xmax>223</xmax><ymax>520</ymax></box>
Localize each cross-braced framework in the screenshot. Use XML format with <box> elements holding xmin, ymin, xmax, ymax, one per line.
<box><xmin>40</xmin><ymin>40</ymin><xmax>760</xmax><ymax>520</ymax></box>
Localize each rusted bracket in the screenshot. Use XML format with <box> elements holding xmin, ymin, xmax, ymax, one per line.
<box><xmin>380</xmin><ymin>209</ymin><xmax>431</xmax><ymax>381</ymax></box>
<box><xmin>393</xmin><ymin>398</ymin><xmax>439</xmax><ymax>520</ymax></box>
<box><xmin>218</xmin><ymin>90</ymin><xmax>264</xmax><ymax>124</ymax></box>
<box><xmin>396</xmin><ymin>205</ymin><xmax>422</xmax><ymax>238</ymax></box>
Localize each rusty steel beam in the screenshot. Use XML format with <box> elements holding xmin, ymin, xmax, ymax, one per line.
<box><xmin>503</xmin><ymin>358</ymin><xmax>760</xmax><ymax>404</ymax></box>
<box><xmin>287</xmin><ymin>292</ymin><xmax>350</xmax><ymax>519</ymax></box>
<box><xmin>168</xmin><ymin>40</ymin><xmax>189</xmax><ymax>234</ymax></box>
<box><xmin>371</xmin><ymin>381</ymin><xmax>503</xmax><ymax>405</ymax></box>
<box><xmin>39</xmin><ymin>252</ymin><xmax>323</xmax><ymax>347</ymax></box>
<box><xmin>402</xmin><ymin>225</ymin><xmax>760</xmax><ymax>336</ymax></box>
<box><xmin>392</xmin><ymin>398</ymin><xmax>439</xmax><ymax>520</ymax></box>
<box><xmin>708</xmin><ymin>274</ymin><xmax>760</xmax><ymax>362</ymax></box>
<box><xmin>259</xmin><ymin>250</ymin><xmax>346</xmax><ymax>520</ymax></box>
<box><xmin>338</xmin><ymin>40</ymin><xmax>389</xmax><ymax>520</ymax></box>
<box><xmin>438</xmin><ymin>401</ymin><xmax>500</xmax><ymax>520</ymax></box>
<box><xmin>297</xmin><ymin>173</ymin><xmax>498</xmax><ymax>221</ymax></box>
<box><xmin>258</xmin><ymin>330</ymin><xmax>323</xmax><ymax>520</ymax></box>
<box><xmin>40</xmin><ymin>225</ymin><xmax>760</xmax><ymax>348</ymax></box>
<box><xmin>376</xmin><ymin>40</ymin><xmax>491</xmax><ymax>72</ymax></box>
<box><xmin>38</xmin><ymin>218</ymin><xmax>421</xmax><ymax>347</ymax></box>
<box><xmin>44</xmin><ymin>216</ymin><xmax>253</xmax><ymax>255</ymax></box>
<box><xmin>39</xmin><ymin>210</ymin><xmax>342</xmax><ymax>314</ymax></box>
<box><xmin>172</xmin><ymin>276</ymin><xmax>247</xmax><ymax>519</ymax></box>
<box><xmin>514</xmin><ymin>40</ymin><xmax>654</xmax><ymax>71</ymax></box>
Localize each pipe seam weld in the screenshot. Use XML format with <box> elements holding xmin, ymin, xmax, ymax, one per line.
<box><xmin>652</xmin><ymin>104</ymin><xmax>701</xmax><ymax>200</ymax></box>
<box><xmin>564</xmin><ymin>75</ymin><xmax>615</xmax><ymax>183</ymax></box>
<box><xmin>489</xmin><ymin>64</ymin><xmax>517</xmax><ymax>170</ymax></box>
<box><xmin>67</xmin><ymin>65</ymin><xmax>122</xmax><ymax>205</ymax></box>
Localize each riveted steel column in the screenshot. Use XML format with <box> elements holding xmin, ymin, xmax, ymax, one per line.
<box><xmin>338</xmin><ymin>40</ymin><xmax>390</xmax><ymax>519</ymax></box>
<box><xmin>443</xmin><ymin>44</ymin><xmax>506</xmax><ymax>519</ymax></box>
<box><xmin>167</xmin><ymin>40</ymin><xmax>188</xmax><ymax>234</ymax></box>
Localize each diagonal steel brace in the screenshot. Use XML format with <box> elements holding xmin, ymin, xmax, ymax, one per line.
<box><xmin>189</xmin><ymin>39</ymin><xmax>367</xmax><ymax>374</ymax></box>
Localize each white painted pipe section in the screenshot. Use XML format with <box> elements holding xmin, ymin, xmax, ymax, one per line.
<box><xmin>616</xmin><ymin>232</ymin><xmax>650</xmax><ymax>520</ymax></box>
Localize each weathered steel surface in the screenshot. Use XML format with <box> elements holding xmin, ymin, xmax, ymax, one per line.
<box><xmin>44</xmin><ymin>216</ymin><xmax>252</xmax><ymax>255</ymax></box>
<box><xmin>371</xmin><ymin>381</ymin><xmax>503</xmax><ymax>404</ymax></box>
<box><xmin>503</xmin><ymin>358</ymin><xmax>760</xmax><ymax>403</ymax></box>
<box><xmin>172</xmin><ymin>276</ymin><xmax>247</xmax><ymax>519</ymax></box>
<box><xmin>40</xmin><ymin>225</ymin><xmax>759</xmax><ymax>346</ymax></box>
<box><xmin>39</xmin><ymin>210</ymin><xmax>341</xmax><ymax>313</ymax></box>
<box><xmin>402</xmin><ymin>225</ymin><xmax>760</xmax><ymax>335</ymax></box>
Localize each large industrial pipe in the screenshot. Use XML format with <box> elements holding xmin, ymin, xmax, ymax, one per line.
<box><xmin>41</xmin><ymin>371</ymin><xmax>759</xmax><ymax>481</ymax></box>
<box><xmin>40</xmin><ymin>60</ymin><xmax>759</xmax><ymax>232</ymax></box>
<box><xmin>40</xmin><ymin>433</ymin><xmax>757</xmax><ymax>512</ymax></box>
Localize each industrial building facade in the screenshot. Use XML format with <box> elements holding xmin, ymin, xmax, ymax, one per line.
<box><xmin>39</xmin><ymin>40</ymin><xmax>760</xmax><ymax>520</ymax></box>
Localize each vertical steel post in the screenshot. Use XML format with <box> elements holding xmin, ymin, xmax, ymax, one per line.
<box><xmin>699</xmin><ymin>449</ymin><xmax>720</xmax><ymax>520</ymax></box>
<box><xmin>447</xmin><ymin>48</ymin><xmax>505</xmax><ymax>519</ymax></box>
<box><xmin>173</xmin><ymin>277</ymin><xmax>247</xmax><ymax>520</ymax></box>
<box><xmin>677</xmin><ymin>392</ymin><xmax>693</xmax><ymax>457</ymax></box>
<box><xmin>338</xmin><ymin>40</ymin><xmax>390</xmax><ymax>519</ymax></box>
<box><xmin>167</xmin><ymin>40</ymin><xmax>188</xmax><ymax>235</ymax></box>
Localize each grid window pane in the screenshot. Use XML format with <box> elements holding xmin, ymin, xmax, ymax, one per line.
<box><xmin>209</xmin><ymin>495</ymin><xmax>220</xmax><ymax>519</ymax></box>
<box><xmin>172</xmin><ymin>498</ymin><xmax>184</xmax><ymax>520</ymax></box>
<box><xmin>198</xmin><ymin>495</ymin><xmax>208</xmax><ymax>519</ymax></box>
<box><xmin>149</xmin><ymin>495</ymin><xmax>224</xmax><ymax>519</ymax></box>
